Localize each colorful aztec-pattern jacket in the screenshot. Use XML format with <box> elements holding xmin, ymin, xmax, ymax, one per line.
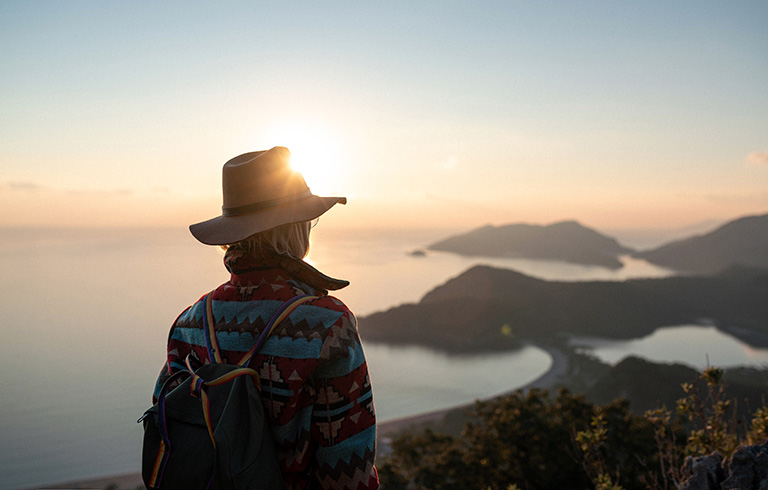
<box><xmin>153</xmin><ymin>248</ymin><xmax>379</xmax><ymax>490</ymax></box>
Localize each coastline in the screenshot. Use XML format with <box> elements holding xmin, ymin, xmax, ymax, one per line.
<box><xmin>31</xmin><ymin>472</ymin><xmax>144</xmax><ymax>490</ymax></box>
<box><xmin>33</xmin><ymin>344</ymin><xmax>567</xmax><ymax>490</ymax></box>
<box><xmin>376</xmin><ymin>343</ymin><xmax>567</xmax><ymax>439</ymax></box>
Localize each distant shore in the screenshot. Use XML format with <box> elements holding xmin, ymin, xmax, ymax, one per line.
<box><xmin>719</xmin><ymin>323</ymin><xmax>768</xmax><ymax>348</ymax></box>
<box><xmin>35</xmin><ymin>344</ymin><xmax>566</xmax><ymax>490</ymax></box>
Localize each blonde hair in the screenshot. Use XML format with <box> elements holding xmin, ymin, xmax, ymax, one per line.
<box><xmin>222</xmin><ymin>221</ymin><xmax>311</xmax><ymax>259</ymax></box>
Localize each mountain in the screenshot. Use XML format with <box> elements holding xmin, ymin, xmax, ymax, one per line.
<box><xmin>357</xmin><ymin>265</ymin><xmax>768</xmax><ymax>353</ymax></box>
<box><xmin>585</xmin><ymin>356</ymin><xmax>768</xmax><ymax>417</ymax></box>
<box><xmin>427</xmin><ymin>220</ymin><xmax>634</xmax><ymax>269</ymax></box>
<box><xmin>634</xmin><ymin>213</ymin><xmax>768</xmax><ymax>274</ymax></box>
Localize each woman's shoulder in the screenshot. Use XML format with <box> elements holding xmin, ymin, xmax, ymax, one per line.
<box><xmin>306</xmin><ymin>294</ymin><xmax>353</xmax><ymax>314</ymax></box>
<box><xmin>297</xmin><ymin>294</ymin><xmax>357</xmax><ymax>334</ymax></box>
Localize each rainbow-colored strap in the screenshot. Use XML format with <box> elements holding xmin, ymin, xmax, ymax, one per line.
<box><xmin>236</xmin><ymin>294</ymin><xmax>317</xmax><ymax>366</ymax></box>
<box><xmin>204</xmin><ymin>292</ymin><xmax>316</xmax><ymax>366</ymax></box>
<box><xmin>203</xmin><ymin>292</ymin><xmax>223</xmax><ymax>363</ymax></box>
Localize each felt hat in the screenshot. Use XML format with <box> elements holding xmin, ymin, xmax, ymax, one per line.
<box><xmin>189</xmin><ymin>147</ymin><xmax>346</xmax><ymax>245</ymax></box>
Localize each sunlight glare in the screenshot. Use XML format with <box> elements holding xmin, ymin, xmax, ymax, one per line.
<box><xmin>263</xmin><ymin>123</ymin><xmax>347</xmax><ymax>196</ymax></box>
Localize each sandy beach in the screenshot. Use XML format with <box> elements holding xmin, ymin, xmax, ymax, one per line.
<box><xmin>32</xmin><ymin>472</ymin><xmax>144</xmax><ymax>490</ymax></box>
<box><xmin>33</xmin><ymin>345</ymin><xmax>566</xmax><ymax>490</ymax></box>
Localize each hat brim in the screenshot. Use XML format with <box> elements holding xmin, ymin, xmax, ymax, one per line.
<box><xmin>189</xmin><ymin>195</ymin><xmax>346</xmax><ymax>245</ymax></box>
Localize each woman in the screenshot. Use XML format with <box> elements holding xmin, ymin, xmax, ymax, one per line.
<box><xmin>152</xmin><ymin>147</ymin><xmax>379</xmax><ymax>489</ymax></box>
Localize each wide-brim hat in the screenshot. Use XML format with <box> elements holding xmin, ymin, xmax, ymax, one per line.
<box><xmin>189</xmin><ymin>147</ymin><xmax>346</xmax><ymax>245</ymax></box>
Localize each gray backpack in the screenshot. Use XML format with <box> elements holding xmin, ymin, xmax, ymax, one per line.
<box><xmin>140</xmin><ymin>292</ymin><xmax>316</xmax><ymax>489</ymax></box>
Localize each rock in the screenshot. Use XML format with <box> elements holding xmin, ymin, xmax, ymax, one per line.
<box><xmin>721</xmin><ymin>443</ymin><xmax>768</xmax><ymax>490</ymax></box>
<box><xmin>681</xmin><ymin>452</ymin><xmax>724</xmax><ymax>490</ymax></box>
<box><xmin>679</xmin><ymin>442</ymin><xmax>768</xmax><ymax>490</ymax></box>
<box><xmin>755</xmin><ymin>445</ymin><xmax>768</xmax><ymax>490</ymax></box>
<box><xmin>722</xmin><ymin>446</ymin><xmax>757</xmax><ymax>489</ymax></box>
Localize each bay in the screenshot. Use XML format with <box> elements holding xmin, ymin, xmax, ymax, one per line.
<box><xmin>573</xmin><ymin>325</ymin><xmax>768</xmax><ymax>369</ymax></box>
<box><xmin>364</xmin><ymin>343</ymin><xmax>551</xmax><ymax>422</ymax></box>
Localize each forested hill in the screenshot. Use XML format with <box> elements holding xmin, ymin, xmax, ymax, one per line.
<box><xmin>634</xmin><ymin>213</ymin><xmax>768</xmax><ymax>274</ymax></box>
<box><xmin>357</xmin><ymin>265</ymin><xmax>768</xmax><ymax>353</ymax></box>
<box><xmin>427</xmin><ymin>220</ymin><xmax>633</xmax><ymax>269</ymax></box>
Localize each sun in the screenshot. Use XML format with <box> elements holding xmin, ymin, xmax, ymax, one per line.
<box><xmin>263</xmin><ymin>123</ymin><xmax>346</xmax><ymax>196</ymax></box>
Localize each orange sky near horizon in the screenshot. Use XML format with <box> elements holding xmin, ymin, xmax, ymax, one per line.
<box><xmin>1</xmin><ymin>175</ymin><xmax>764</xmax><ymax>236</ymax></box>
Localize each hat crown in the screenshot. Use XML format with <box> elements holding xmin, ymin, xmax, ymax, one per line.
<box><xmin>221</xmin><ymin>147</ymin><xmax>308</xmax><ymax>210</ymax></box>
<box><xmin>189</xmin><ymin>146</ymin><xmax>346</xmax><ymax>246</ymax></box>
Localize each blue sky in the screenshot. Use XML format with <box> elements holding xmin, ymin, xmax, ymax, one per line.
<box><xmin>1</xmin><ymin>1</ymin><xmax>766</xmax><ymax>231</ymax></box>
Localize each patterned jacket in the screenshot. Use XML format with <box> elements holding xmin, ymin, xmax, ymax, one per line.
<box><xmin>154</xmin><ymin>248</ymin><xmax>379</xmax><ymax>490</ymax></box>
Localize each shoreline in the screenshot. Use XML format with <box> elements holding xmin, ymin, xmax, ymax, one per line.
<box><xmin>31</xmin><ymin>472</ymin><xmax>144</xmax><ymax>490</ymax></box>
<box><xmin>376</xmin><ymin>343</ymin><xmax>567</xmax><ymax>439</ymax></box>
<box><xmin>33</xmin><ymin>344</ymin><xmax>567</xmax><ymax>490</ymax></box>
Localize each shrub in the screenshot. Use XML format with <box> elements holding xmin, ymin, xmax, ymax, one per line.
<box><xmin>379</xmin><ymin>368</ymin><xmax>768</xmax><ymax>490</ymax></box>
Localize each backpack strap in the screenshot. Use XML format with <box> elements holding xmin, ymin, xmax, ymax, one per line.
<box><xmin>202</xmin><ymin>292</ymin><xmax>223</xmax><ymax>364</ymax></box>
<box><xmin>237</xmin><ymin>294</ymin><xmax>318</xmax><ymax>367</ymax></box>
<box><xmin>144</xmin><ymin>369</ymin><xmax>191</xmax><ymax>488</ymax></box>
<box><xmin>202</xmin><ymin>291</ymin><xmax>318</xmax><ymax>366</ymax></box>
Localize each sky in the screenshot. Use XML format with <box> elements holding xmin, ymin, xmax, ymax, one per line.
<box><xmin>1</xmin><ymin>1</ymin><xmax>767</xmax><ymax>234</ymax></box>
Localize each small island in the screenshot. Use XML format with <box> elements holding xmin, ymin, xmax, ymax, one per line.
<box><xmin>425</xmin><ymin>213</ymin><xmax>768</xmax><ymax>274</ymax></box>
<box><xmin>427</xmin><ymin>220</ymin><xmax>633</xmax><ymax>269</ymax></box>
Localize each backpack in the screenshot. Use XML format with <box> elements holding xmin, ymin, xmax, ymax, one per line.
<box><xmin>139</xmin><ymin>292</ymin><xmax>317</xmax><ymax>489</ymax></box>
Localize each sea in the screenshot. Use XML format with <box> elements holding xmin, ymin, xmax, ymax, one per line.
<box><xmin>2</xmin><ymin>225</ymin><xmax>767</xmax><ymax>490</ymax></box>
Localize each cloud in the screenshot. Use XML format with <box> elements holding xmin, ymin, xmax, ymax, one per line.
<box><xmin>746</xmin><ymin>151</ymin><xmax>768</xmax><ymax>166</ymax></box>
<box><xmin>65</xmin><ymin>188</ymin><xmax>134</xmax><ymax>197</ymax></box>
<box><xmin>1</xmin><ymin>180</ymin><xmax>137</xmax><ymax>196</ymax></box>
<box><xmin>3</xmin><ymin>181</ymin><xmax>47</xmax><ymax>192</ymax></box>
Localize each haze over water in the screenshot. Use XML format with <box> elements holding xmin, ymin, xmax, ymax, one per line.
<box><xmin>2</xmin><ymin>225</ymin><xmax>767</xmax><ymax>489</ymax></box>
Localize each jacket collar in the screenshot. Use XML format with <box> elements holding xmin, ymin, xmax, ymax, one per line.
<box><xmin>224</xmin><ymin>248</ymin><xmax>349</xmax><ymax>296</ymax></box>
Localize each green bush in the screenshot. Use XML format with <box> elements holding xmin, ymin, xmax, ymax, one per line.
<box><xmin>379</xmin><ymin>369</ymin><xmax>768</xmax><ymax>490</ymax></box>
<box><xmin>380</xmin><ymin>388</ymin><xmax>659</xmax><ymax>490</ymax></box>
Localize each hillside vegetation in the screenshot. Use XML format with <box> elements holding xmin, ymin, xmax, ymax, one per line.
<box><xmin>378</xmin><ymin>365</ymin><xmax>768</xmax><ymax>490</ymax></box>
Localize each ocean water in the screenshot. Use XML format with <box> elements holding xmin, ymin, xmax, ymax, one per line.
<box><xmin>0</xmin><ymin>226</ymin><xmax>765</xmax><ymax>489</ymax></box>
<box><xmin>573</xmin><ymin>325</ymin><xmax>768</xmax><ymax>369</ymax></box>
